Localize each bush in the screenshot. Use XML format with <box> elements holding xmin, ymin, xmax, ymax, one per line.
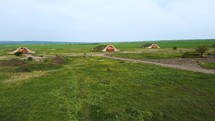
<box><xmin>173</xmin><ymin>47</ymin><xmax>177</xmax><ymax>50</ymax></box>
<box><xmin>27</xmin><ymin>57</ymin><xmax>33</xmax><ymax>61</ymax></box>
<box><xmin>195</xmin><ymin>46</ymin><xmax>208</xmax><ymax>57</ymax></box>
<box><xmin>181</xmin><ymin>52</ymin><xmax>190</xmax><ymax>58</ymax></box>
<box><xmin>14</xmin><ymin>52</ymin><xmax>22</xmax><ymax>56</ymax></box>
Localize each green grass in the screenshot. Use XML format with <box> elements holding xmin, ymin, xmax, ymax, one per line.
<box><xmin>0</xmin><ymin>56</ymin><xmax>215</xmax><ymax>121</ymax></box>
<box><xmin>0</xmin><ymin>39</ymin><xmax>214</xmax><ymax>55</ymax></box>
<box><xmin>110</xmin><ymin>48</ymin><xmax>185</xmax><ymax>59</ymax></box>
<box><xmin>200</xmin><ymin>62</ymin><xmax>215</xmax><ymax>69</ymax></box>
<box><xmin>111</xmin><ymin>39</ymin><xmax>215</xmax><ymax>50</ymax></box>
<box><xmin>111</xmin><ymin>52</ymin><xmax>181</xmax><ymax>59</ymax></box>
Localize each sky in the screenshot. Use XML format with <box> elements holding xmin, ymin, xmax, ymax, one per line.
<box><xmin>0</xmin><ymin>0</ymin><xmax>215</xmax><ymax>42</ymax></box>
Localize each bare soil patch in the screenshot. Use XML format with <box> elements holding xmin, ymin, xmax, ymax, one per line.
<box><xmin>101</xmin><ymin>55</ymin><xmax>215</xmax><ymax>74</ymax></box>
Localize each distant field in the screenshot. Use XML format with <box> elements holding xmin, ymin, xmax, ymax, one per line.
<box><xmin>110</xmin><ymin>39</ymin><xmax>215</xmax><ymax>50</ymax></box>
<box><xmin>0</xmin><ymin>56</ymin><xmax>215</xmax><ymax>121</ymax></box>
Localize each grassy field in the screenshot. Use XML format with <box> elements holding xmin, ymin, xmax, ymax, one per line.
<box><xmin>0</xmin><ymin>39</ymin><xmax>215</xmax><ymax>121</ymax></box>
<box><xmin>0</xmin><ymin>39</ymin><xmax>214</xmax><ymax>55</ymax></box>
<box><xmin>110</xmin><ymin>48</ymin><xmax>183</xmax><ymax>59</ymax></box>
<box><xmin>0</xmin><ymin>56</ymin><xmax>215</xmax><ymax>121</ymax></box>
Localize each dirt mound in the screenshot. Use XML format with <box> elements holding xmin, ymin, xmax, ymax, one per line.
<box><xmin>0</xmin><ymin>58</ymin><xmax>26</xmax><ymax>66</ymax></box>
<box><xmin>52</xmin><ymin>56</ymin><xmax>65</xmax><ymax>65</ymax></box>
<box><xmin>16</xmin><ymin>63</ymin><xmax>62</xmax><ymax>72</ymax></box>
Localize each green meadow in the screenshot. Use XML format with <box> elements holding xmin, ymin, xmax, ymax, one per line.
<box><xmin>0</xmin><ymin>39</ymin><xmax>214</xmax><ymax>55</ymax></box>
<box><xmin>0</xmin><ymin>39</ymin><xmax>215</xmax><ymax>121</ymax></box>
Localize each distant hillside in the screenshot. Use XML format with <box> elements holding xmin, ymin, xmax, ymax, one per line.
<box><xmin>0</xmin><ymin>41</ymin><xmax>81</xmax><ymax>45</ymax></box>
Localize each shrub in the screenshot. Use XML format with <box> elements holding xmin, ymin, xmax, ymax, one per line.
<box><xmin>14</xmin><ymin>52</ymin><xmax>22</xmax><ymax>56</ymax></box>
<box><xmin>27</xmin><ymin>57</ymin><xmax>33</xmax><ymax>61</ymax></box>
<box><xmin>181</xmin><ymin>52</ymin><xmax>190</xmax><ymax>58</ymax></box>
<box><xmin>195</xmin><ymin>46</ymin><xmax>208</xmax><ymax>57</ymax></box>
<box><xmin>173</xmin><ymin>47</ymin><xmax>177</xmax><ymax>50</ymax></box>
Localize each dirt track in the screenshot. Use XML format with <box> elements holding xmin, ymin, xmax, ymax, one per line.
<box><xmin>1</xmin><ymin>53</ymin><xmax>215</xmax><ymax>74</ymax></box>
<box><xmin>100</xmin><ymin>55</ymin><xmax>215</xmax><ymax>74</ymax></box>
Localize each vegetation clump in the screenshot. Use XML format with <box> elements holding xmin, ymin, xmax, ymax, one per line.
<box><xmin>27</xmin><ymin>57</ymin><xmax>33</xmax><ymax>61</ymax></box>
<box><xmin>14</xmin><ymin>52</ymin><xmax>22</xmax><ymax>56</ymax></box>
<box><xmin>173</xmin><ymin>47</ymin><xmax>177</xmax><ymax>50</ymax></box>
<box><xmin>195</xmin><ymin>46</ymin><xmax>208</xmax><ymax>57</ymax></box>
<box><xmin>181</xmin><ymin>52</ymin><xmax>201</xmax><ymax>58</ymax></box>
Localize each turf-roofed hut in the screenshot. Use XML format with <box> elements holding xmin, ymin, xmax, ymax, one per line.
<box><xmin>143</xmin><ymin>44</ymin><xmax>160</xmax><ymax>49</ymax></box>
<box><xmin>92</xmin><ymin>45</ymin><xmax>119</xmax><ymax>52</ymax></box>
<box><xmin>8</xmin><ymin>47</ymin><xmax>35</xmax><ymax>54</ymax></box>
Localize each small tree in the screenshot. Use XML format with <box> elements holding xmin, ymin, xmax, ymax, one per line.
<box><xmin>196</xmin><ymin>46</ymin><xmax>208</xmax><ymax>57</ymax></box>
<box><xmin>173</xmin><ymin>47</ymin><xmax>177</xmax><ymax>50</ymax></box>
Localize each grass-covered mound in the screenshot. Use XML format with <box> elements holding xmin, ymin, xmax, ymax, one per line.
<box><xmin>0</xmin><ymin>58</ymin><xmax>26</xmax><ymax>66</ymax></box>
<box><xmin>16</xmin><ymin>56</ymin><xmax>69</xmax><ymax>72</ymax></box>
<box><xmin>51</xmin><ymin>56</ymin><xmax>68</xmax><ymax>65</ymax></box>
<box><xmin>0</xmin><ymin>56</ymin><xmax>69</xmax><ymax>72</ymax></box>
<box><xmin>15</xmin><ymin>63</ymin><xmax>63</xmax><ymax>72</ymax></box>
<box><xmin>91</xmin><ymin>45</ymin><xmax>107</xmax><ymax>52</ymax></box>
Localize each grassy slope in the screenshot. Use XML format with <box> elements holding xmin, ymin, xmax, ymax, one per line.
<box><xmin>0</xmin><ymin>56</ymin><xmax>215</xmax><ymax>121</ymax></box>
<box><xmin>110</xmin><ymin>49</ymin><xmax>183</xmax><ymax>59</ymax></box>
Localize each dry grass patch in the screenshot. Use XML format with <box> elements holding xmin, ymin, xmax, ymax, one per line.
<box><xmin>3</xmin><ymin>71</ymin><xmax>46</xmax><ymax>84</ymax></box>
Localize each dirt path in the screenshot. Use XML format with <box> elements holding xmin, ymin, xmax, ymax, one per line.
<box><xmin>100</xmin><ymin>55</ymin><xmax>215</xmax><ymax>74</ymax></box>
<box><xmin>2</xmin><ymin>53</ymin><xmax>215</xmax><ymax>74</ymax></box>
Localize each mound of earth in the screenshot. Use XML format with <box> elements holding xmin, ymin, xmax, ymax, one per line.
<box><xmin>52</xmin><ymin>56</ymin><xmax>66</xmax><ymax>64</ymax></box>
<box><xmin>0</xmin><ymin>58</ymin><xmax>26</xmax><ymax>66</ymax></box>
<box><xmin>16</xmin><ymin>63</ymin><xmax>62</xmax><ymax>72</ymax></box>
<box><xmin>91</xmin><ymin>45</ymin><xmax>107</xmax><ymax>52</ymax></box>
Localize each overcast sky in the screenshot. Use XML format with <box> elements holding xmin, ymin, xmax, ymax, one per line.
<box><xmin>0</xmin><ymin>0</ymin><xmax>215</xmax><ymax>42</ymax></box>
